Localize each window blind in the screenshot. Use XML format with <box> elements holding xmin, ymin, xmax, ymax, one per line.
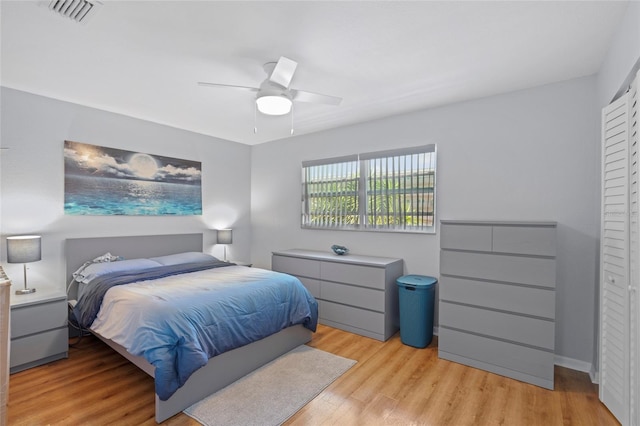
<box><xmin>302</xmin><ymin>145</ymin><xmax>436</xmax><ymax>233</ymax></box>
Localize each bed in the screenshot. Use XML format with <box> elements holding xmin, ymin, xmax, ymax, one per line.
<box><xmin>66</xmin><ymin>234</ymin><xmax>317</xmax><ymax>423</ymax></box>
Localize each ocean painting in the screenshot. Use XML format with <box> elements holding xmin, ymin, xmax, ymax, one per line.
<box><xmin>64</xmin><ymin>141</ymin><xmax>202</xmax><ymax>215</ymax></box>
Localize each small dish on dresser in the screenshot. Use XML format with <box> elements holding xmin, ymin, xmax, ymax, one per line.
<box><xmin>331</xmin><ymin>245</ymin><xmax>349</xmax><ymax>255</ymax></box>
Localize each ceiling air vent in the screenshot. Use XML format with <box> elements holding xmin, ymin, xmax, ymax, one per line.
<box><xmin>48</xmin><ymin>0</ymin><xmax>102</xmax><ymax>24</ymax></box>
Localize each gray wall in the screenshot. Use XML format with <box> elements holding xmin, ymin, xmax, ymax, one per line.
<box><xmin>251</xmin><ymin>76</ymin><xmax>599</xmax><ymax>368</ymax></box>
<box><xmin>0</xmin><ymin>87</ymin><xmax>252</xmax><ymax>291</ymax></box>
<box><xmin>596</xmin><ymin>1</ymin><xmax>640</xmax><ymax>107</ymax></box>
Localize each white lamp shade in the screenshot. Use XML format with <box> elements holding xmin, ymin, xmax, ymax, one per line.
<box><xmin>7</xmin><ymin>236</ymin><xmax>41</xmax><ymax>264</ymax></box>
<box><xmin>256</xmin><ymin>95</ymin><xmax>292</xmax><ymax>115</ymax></box>
<box><xmin>217</xmin><ymin>229</ymin><xmax>233</xmax><ymax>245</ymax></box>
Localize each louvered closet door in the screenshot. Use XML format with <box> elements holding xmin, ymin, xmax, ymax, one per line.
<box><xmin>601</xmin><ymin>92</ymin><xmax>631</xmax><ymax>426</ymax></box>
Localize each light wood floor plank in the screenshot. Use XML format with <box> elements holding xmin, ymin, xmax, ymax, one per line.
<box><xmin>8</xmin><ymin>324</ymin><xmax>619</xmax><ymax>425</ymax></box>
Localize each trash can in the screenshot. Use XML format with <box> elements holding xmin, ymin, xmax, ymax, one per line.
<box><xmin>397</xmin><ymin>275</ymin><xmax>437</xmax><ymax>348</ymax></box>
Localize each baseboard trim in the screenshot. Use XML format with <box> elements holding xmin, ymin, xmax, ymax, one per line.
<box><xmin>554</xmin><ymin>354</ymin><xmax>592</xmax><ymax>374</ymax></box>
<box><xmin>590</xmin><ymin>367</ymin><xmax>599</xmax><ymax>384</ymax></box>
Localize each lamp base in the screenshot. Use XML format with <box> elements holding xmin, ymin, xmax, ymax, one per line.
<box><xmin>15</xmin><ymin>288</ymin><xmax>36</xmax><ymax>295</ymax></box>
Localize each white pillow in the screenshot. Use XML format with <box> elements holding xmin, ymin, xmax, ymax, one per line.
<box><xmin>75</xmin><ymin>258</ymin><xmax>162</xmax><ymax>284</ymax></box>
<box><xmin>148</xmin><ymin>252</ymin><xmax>218</xmax><ymax>266</ymax></box>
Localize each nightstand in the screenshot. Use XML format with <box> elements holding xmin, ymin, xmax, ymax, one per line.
<box><xmin>10</xmin><ymin>289</ymin><xmax>68</xmax><ymax>373</ymax></box>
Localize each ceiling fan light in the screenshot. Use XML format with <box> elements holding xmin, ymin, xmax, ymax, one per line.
<box><xmin>256</xmin><ymin>95</ymin><xmax>292</xmax><ymax>115</ymax></box>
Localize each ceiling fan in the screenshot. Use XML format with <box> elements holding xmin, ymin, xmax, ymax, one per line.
<box><xmin>198</xmin><ymin>56</ymin><xmax>342</xmax><ymax>116</ymax></box>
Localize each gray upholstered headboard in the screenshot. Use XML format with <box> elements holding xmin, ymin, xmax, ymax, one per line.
<box><xmin>66</xmin><ymin>233</ymin><xmax>203</xmax><ymax>300</ymax></box>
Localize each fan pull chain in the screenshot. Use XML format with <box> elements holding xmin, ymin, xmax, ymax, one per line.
<box><xmin>254</xmin><ymin>103</ymin><xmax>258</xmax><ymax>134</ymax></box>
<box><xmin>290</xmin><ymin>104</ymin><xmax>294</xmax><ymax>135</ymax></box>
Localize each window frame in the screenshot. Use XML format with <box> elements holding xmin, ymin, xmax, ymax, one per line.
<box><xmin>301</xmin><ymin>144</ymin><xmax>437</xmax><ymax>234</ymax></box>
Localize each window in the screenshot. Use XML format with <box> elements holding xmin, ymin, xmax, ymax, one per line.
<box><xmin>302</xmin><ymin>145</ymin><xmax>436</xmax><ymax>233</ymax></box>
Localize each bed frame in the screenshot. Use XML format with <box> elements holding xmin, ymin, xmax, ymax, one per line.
<box><xmin>66</xmin><ymin>234</ymin><xmax>312</xmax><ymax>423</ymax></box>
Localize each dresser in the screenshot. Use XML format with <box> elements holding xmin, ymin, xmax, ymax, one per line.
<box><xmin>272</xmin><ymin>249</ymin><xmax>403</xmax><ymax>341</ymax></box>
<box><xmin>438</xmin><ymin>220</ymin><xmax>557</xmax><ymax>389</ymax></box>
<box><xmin>10</xmin><ymin>290</ymin><xmax>68</xmax><ymax>373</ymax></box>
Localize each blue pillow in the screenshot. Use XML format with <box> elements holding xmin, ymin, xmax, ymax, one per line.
<box><xmin>75</xmin><ymin>258</ymin><xmax>162</xmax><ymax>284</ymax></box>
<box><xmin>148</xmin><ymin>252</ymin><xmax>218</xmax><ymax>266</ymax></box>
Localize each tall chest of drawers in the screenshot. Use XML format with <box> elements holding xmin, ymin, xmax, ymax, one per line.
<box><xmin>439</xmin><ymin>221</ymin><xmax>557</xmax><ymax>389</ymax></box>
<box><xmin>272</xmin><ymin>249</ymin><xmax>403</xmax><ymax>341</ymax></box>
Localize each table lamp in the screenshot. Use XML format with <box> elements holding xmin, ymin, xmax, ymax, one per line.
<box><xmin>7</xmin><ymin>235</ymin><xmax>41</xmax><ymax>295</ymax></box>
<box><xmin>216</xmin><ymin>229</ymin><xmax>233</xmax><ymax>262</ymax></box>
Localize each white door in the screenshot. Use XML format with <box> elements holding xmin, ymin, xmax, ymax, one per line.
<box><xmin>600</xmin><ymin>92</ymin><xmax>630</xmax><ymax>426</ymax></box>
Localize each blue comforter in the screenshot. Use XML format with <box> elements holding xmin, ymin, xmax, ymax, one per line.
<box><xmin>72</xmin><ymin>262</ymin><xmax>318</xmax><ymax>400</ymax></box>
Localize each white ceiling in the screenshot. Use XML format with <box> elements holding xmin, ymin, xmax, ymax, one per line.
<box><xmin>0</xmin><ymin>1</ymin><xmax>629</xmax><ymax>145</ymax></box>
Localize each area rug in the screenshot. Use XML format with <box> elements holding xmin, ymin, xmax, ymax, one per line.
<box><xmin>183</xmin><ymin>345</ymin><xmax>356</xmax><ymax>426</ymax></box>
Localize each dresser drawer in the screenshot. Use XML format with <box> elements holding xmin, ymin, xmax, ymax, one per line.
<box><xmin>298</xmin><ymin>277</ymin><xmax>320</xmax><ymax>298</ymax></box>
<box><xmin>438</xmin><ymin>327</ymin><xmax>554</xmax><ymax>383</ymax></box>
<box><xmin>321</xmin><ymin>281</ymin><xmax>384</xmax><ymax>312</ymax></box>
<box><xmin>492</xmin><ymin>226</ymin><xmax>556</xmax><ymax>256</ymax></box>
<box><xmin>10</xmin><ymin>327</ymin><xmax>68</xmax><ymax>368</ymax></box>
<box><xmin>441</xmin><ymin>224</ymin><xmax>492</xmax><ymax>251</ymax></box>
<box><xmin>440</xmin><ymin>250</ymin><xmax>556</xmax><ymax>288</ymax></box>
<box><xmin>439</xmin><ymin>301</ymin><xmax>555</xmax><ymax>350</ymax></box>
<box><xmin>11</xmin><ymin>298</ymin><xmax>67</xmax><ymax>338</ymax></box>
<box><xmin>439</xmin><ymin>276</ymin><xmax>555</xmax><ymax>319</ymax></box>
<box><xmin>272</xmin><ymin>255</ymin><xmax>320</xmax><ymax>279</ymax></box>
<box><xmin>321</xmin><ymin>262</ymin><xmax>385</xmax><ymax>289</ymax></box>
<box><xmin>319</xmin><ymin>300</ymin><xmax>384</xmax><ymax>334</ymax></box>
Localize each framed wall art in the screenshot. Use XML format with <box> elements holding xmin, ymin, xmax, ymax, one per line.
<box><xmin>64</xmin><ymin>141</ymin><xmax>202</xmax><ymax>215</ymax></box>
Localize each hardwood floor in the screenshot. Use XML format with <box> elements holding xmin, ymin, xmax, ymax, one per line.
<box><xmin>8</xmin><ymin>325</ymin><xmax>618</xmax><ymax>425</ymax></box>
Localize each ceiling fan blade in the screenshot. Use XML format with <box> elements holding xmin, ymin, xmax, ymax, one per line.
<box><xmin>292</xmin><ymin>89</ymin><xmax>342</xmax><ymax>106</ymax></box>
<box><xmin>269</xmin><ymin>56</ymin><xmax>298</xmax><ymax>89</ymax></box>
<box><xmin>197</xmin><ymin>82</ymin><xmax>259</xmax><ymax>93</ymax></box>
